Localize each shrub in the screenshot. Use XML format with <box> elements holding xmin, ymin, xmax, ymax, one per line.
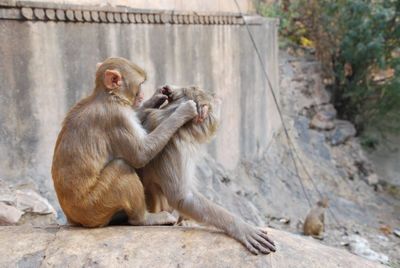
<box><xmin>256</xmin><ymin>0</ymin><xmax>400</xmax><ymax>148</ymax></box>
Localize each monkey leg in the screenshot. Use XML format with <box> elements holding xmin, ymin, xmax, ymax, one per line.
<box><xmin>73</xmin><ymin>159</ymin><xmax>176</xmax><ymax>227</ymax></box>
<box><xmin>144</xmin><ymin>181</ymin><xmax>171</xmax><ymax>213</ymax></box>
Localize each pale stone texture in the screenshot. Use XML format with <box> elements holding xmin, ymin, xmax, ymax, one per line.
<box><xmin>347</xmin><ymin>235</ymin><xmax>389</xmax><ymax>265</ymax></box>
<box><xmin>330</xmin><ymin>120</ymin><xmax>357</xmax><ymax>146</ymax></box>
<box><xmin>0</xmin><ymin>180</ymin><xmax>57</xmax><ymax>225</ymax></box>
<box><xmin>0</xmin><ymin>202</ymin><xmax>23</xmax><ymax>224</ymax></box>
<box><xmin>0</xmin><ymin>226</ymin><xmax>385</xmax><ymax>268</ymax></box>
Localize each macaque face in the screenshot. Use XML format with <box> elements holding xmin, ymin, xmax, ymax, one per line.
<box><xmin>127</xmin><ymin>67</ymin><xmax>146</xmax><ymax>108</ymax></box>
<box><xmin>133</xmin><ymin>84</ymin><xmax>145</xmax><ymax>108</ymax></box>
<box><xmin>95</xmin><ymin>57</ymin><xmax>147</xmax><ymax>107</ymax></box>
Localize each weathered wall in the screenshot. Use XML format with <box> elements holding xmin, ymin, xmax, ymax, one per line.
<box><xmin>0</xmin><ymin>7</ymin><xmax>279</xmax><ymax>207</ymax></box>
<box><xmin>1</xmin><ymin>0</ymin><xmax>254</xmax><ymax>13</ymax></box>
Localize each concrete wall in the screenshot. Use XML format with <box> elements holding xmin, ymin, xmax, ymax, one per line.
<box><xmin>1</xmin><ymin>0</ymin><xmax>254</xmax><ymax>13</ymax></box>
<box><xmin>0</xmin><ymin>15</ymin><xmax>279</xmax><ymax>205</ymax></box>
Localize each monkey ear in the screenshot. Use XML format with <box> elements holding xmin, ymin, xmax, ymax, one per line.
<box><xmin>104</xmin><ymin>69</ymin><xmax>122</xmax><ymax>90</ymax></box>
<box><xmin>96</xmin><ymin>62</ymin><xmax>103</xmax><ymax>70</ymax></box>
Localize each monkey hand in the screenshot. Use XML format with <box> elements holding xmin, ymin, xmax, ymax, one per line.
<box><xmin>144</xmin><ymin>85</ymin><xmax>174</xmax><ymax>109</ymax></box>
<box><xmin>230</xmin><ymin>222</ymin><xmax>276</xmax><ymax>255</ymax></box>
<box><xmin>148</xmin><ymin>93</ymin><xmax>168</xmax><ymax>109</ymax></box>
<box><xmin>156</xmin><ymin>85</ymin><xmax>174</xmax><ymax>101</ymax></box>
<box><xmin>159</xmin><ymin>85</ymin><xmax>173</xmax><ymax>100</ymax></box>
<box><xmin>175</xmin><ymin>100</ymin><xmax>198</xmax><ymax>121</ymax></box>
<box><xmin>194</xmin><ymin>104</ymin><xmax>209</xmax><ymax>124</ymax></box>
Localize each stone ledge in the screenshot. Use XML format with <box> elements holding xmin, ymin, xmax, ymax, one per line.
<box><xmin>0</xmin><ymin>226</ymin><xmax>384</xmax><ymax>267</ymax></box>
<box><xmin>0</xmin><ymin>1</ymin><xmax>251</xmax><ymax>25</ymax></box>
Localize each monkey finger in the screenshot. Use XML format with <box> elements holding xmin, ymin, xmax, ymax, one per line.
<box><xmin>161</xmin><ymin>85</ymin><xmax>173</xmax><ymax>96</ymax></box>
<box><xmin>200</xmin><ymin>105</ymin><xmax>209</xmax><ymax>120</ymax></box>
<box><xmin>248</xmin><ymin>237</ymin><xmax>270</xmax><ymax>254</ymax></box>
<box><xmin>260</xmin><ymin>229</ymin><xmax>275</xmax><ymax>244</ymax></box>
<box><xmin>154</xmin><ymin>94</ymin><xmax>168</xmax><ymax>108</ymax></box>
<box><xmin>258</xmin><ymin>230</ymin><xmax>276</xmax><ymax>247</ymax></box>
<box><xmin>253</xmin><ymin>233</ymin><xmax>276</xmax><ymax>252</ymax></box>
<box><xmin>243</xmin><ymin>240</ymin><xmax>259</xmax><ymax>255</ymax></box>
<box><xmin>193</xmin><ymin>116</ymin><xmax>201</xmax><ymax>124</ymax></box>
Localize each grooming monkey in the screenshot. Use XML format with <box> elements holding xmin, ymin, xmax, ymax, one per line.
<box><xmin>303</xmin><ymin>197</ymin><xmax>329</xmax><ymax>239</ymax></box>
<box><xmin>139</xmin><ymin>86</ymin><xmax>276</xmax><ymax>255</ymax></box>
<box><xmin>52</xmin><ymin>57</ymin><xmax>200</xmax><ymax>227</ymax></box>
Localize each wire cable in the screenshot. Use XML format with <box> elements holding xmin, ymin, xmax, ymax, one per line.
<box><xmin>233</xmin><ymin>0</ymin><xmax>343</xmax><ymax>228</ymax></box>
<box><xmin>233</xmin><ymin>0</ymin><xmax>312</xmax><ymax>208</ymax></box>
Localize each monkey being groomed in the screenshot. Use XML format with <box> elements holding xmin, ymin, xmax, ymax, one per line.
<box><xmin>138</xmin><ymin>86</ymin><xmax>276</xmax><ymax>255</ymax></box>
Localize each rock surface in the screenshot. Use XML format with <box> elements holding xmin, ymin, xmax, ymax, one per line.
<box><xmin>0</xmin><ymin>181</ymin><xmax>57</xmax><ymax>226</ymax></box>
<box><xmin>347</xmin><ymin>235</ymin><xmax>389</xmax><ymax>265</ymax></box>
<box><xmin>0</xmin><ymin>226</ymin><xmax>384</xmax><ymax>268</ymax></box>
<box><xmin>329</xmin><ymin>120</ymin><xmax>357</xmax><ymax>146</ymax></box>
<box><xmin>14</xmin><ymin>189</ymin><xmax>56</xmax><ymax>215</ymax></box>
<box><xmin>0</xmin><ymin>202</ymin><xmax>23</xmax><ymax>224</ymax></box>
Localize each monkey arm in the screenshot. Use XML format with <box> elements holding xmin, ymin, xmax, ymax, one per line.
<box><xmin>164</xmin><ymin>189</ymin><xmax>275</xmax><ymax>254</ymax></box>
<box><xmin>140</xmin><ymin>94</ymin><xmax>168</xmax><ymax>110</ymax></box>
<box><xmin>140</xmin><ymin>85</ymin><xmax>174</xmax><ymax>110</ymax></box>
<box><xmin>136</xmin><ymin>95</ymin><xmax>168</xmax><ymax>122</ymax></box>
<box><xmin>135</xmin><ymin>107</ymin><xmax>150</xmax><ymax>123</ymax></box>
<box><xmin>173</xmin><ymin>190</ymin><xmax>276</xmax><ymax>254</ymax></box>
<box><xmin>112</xmin><ymin>118</ymin><xmax>184</xmax><ymax>168</ymax></box>
<box><xmin>112</xmin><ymin>103</ymin><xmax>197</xmax><ymax>168</ymax></box>
<box><xmin>319</xmin><ymin>208</ymin><xmax>325</xmax><ymax>225</ymax></box>
<box><xmin>166</xmin><ymin>189</ymin><xmax>244</xmax><ymax>237</ymax></box>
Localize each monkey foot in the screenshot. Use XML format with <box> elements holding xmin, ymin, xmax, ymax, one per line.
<box><xmin>129</xmin><ymin>211</ymin><xmax>177</xmax><ymax>226</ymax></box>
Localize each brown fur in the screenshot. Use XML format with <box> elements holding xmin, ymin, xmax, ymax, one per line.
<box><xmin>303</xmin><ymin>197</ymin><xmax>329</xmax><ymax>238</ymax></box>
<box><xmin>139</xmin><ymin>86</ymin><xmax>276</xmax><ymax>255</ymax></box>
<box><xmin>52</xmin><ymin>57</ymin><xmax>197</xmax><ymax>227</ymax></box>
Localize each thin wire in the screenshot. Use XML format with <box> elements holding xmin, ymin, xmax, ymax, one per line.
<box><xmin>233</xmin><ymin>0</ymin><xmax>312</xmax><ymax>208</ymax></box>
<box><xmin>233</xmin><ymin>0</ymin><xmax>344</xmax><ymax>228</ymax></box>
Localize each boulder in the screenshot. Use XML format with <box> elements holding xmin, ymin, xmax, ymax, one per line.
<box><xmin>309</xmin><ymin>104</ymin><xmax>338</xmax><ymax>131</ymax></box>
<box><xmin>15</xmin><ymin>189</ymin><xmax>56</xmax><ymax>215</ymax></box>
<box><xmin>0</xmin><ymin>226</ymin><xmax>384</xmax><ymax>267</ymax></box>
<box><xmin>347</xmin><ymin>235</ymin><xmax>389</xmax><ymax>265</ymax></box>
<box><xmin>366</xmin><ymin>173</ymin><xmax>379</xmax><ymax>186</ymax></box>
<box><xmin>309</xmin><ymin>112</ymin><xmax>335</xmax><ymax>130</ymax></box>
<box><xmin>0</xmin><ymin>187</ymin><xmax>57</xmax><ymax>226</ymax></box>
<box><xmin>330</xmin><ymin>120</ymin><xmax>357</xmax><ymax>146</ymax></box>
<box><xmin>0</xmin><ymin>202</ymin><xmax>23</xmax><ymax>225</ymax></box>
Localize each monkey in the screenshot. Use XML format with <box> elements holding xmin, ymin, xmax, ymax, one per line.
<box><xmin>51</xmin><ymin>57</ymin><xmax>200</xmax><ymax>228</ymax></box>
<box><xmin>303</xmin><ymin>197</ymin><xmax>329</xmax><ymax>239</ymax></box>
<box><xmin>138</xmin><ymin>86</ymin><xmax>276</xmax><ymax>255</ymax></box>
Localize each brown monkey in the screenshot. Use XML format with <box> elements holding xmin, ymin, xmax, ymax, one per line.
<box><xmin>138</xmin><ymin>86</ymin><xmax>276</xmax><ymax>255</ymax></box>
<box><xmin>303</xmin><ymin>197</ymin><xmax>329</xmax><ymax>238</ymax></box>
<box><xmin>51</xmin><ymin>57</ymin><xmax>199</xmax><ymax>227</ymax></box>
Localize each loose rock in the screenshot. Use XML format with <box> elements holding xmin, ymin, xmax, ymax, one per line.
<box><xmin>310</xmin><ymin>112</ymin><xmax>335</xmax><ymax>130</ymax></box>
<box><xmin>367</xmin><ymin>174</ymin><xmax>379</xmax><ymax>186</ymax></box>
<box><xmin>394</xmin><ymin>228</ymin><xmax>400</xmax><ymax>238</ymax></box>
<box><xmin>15</xmin><ymin>189</ymin><xmax>55</xmax><ymax>215</ymax></box>
<box><xmin>0</xmin><ymin>202</ymin><xmax>23</xmax><ymax>225</ymax></box>
<box><xmin>347</xmin><ymin>235</ymin><xmax>389</xmax><ymax>265</ymax></box>
<box><xmin>330</xmin><ymin>120</ymin><xmax>357</xmax><ymax>146</ymax></box>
